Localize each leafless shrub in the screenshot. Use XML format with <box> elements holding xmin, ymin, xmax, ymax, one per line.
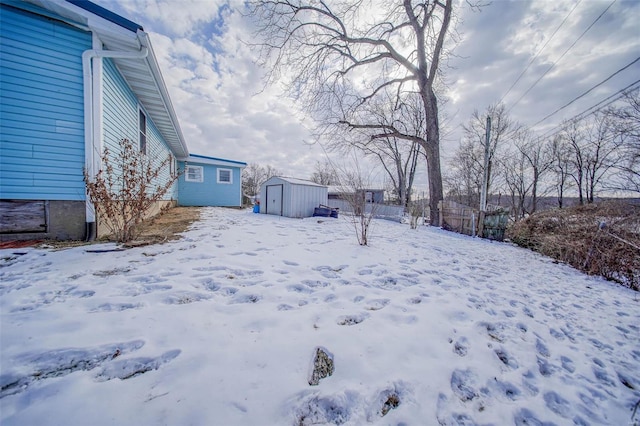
<box><xmin>333</xmin><ymin>158</ymin><xmax>380</xmax><ymax>246</ymax></box>
<box><xmin>84</xmin><ymin>138</ymin><xmax>179</xmax><ymax>243</ymax></box>
<box><xmin>508</xmin><ymin>200</ymin><xmax>640</xmax><ymax>290</ymax></box>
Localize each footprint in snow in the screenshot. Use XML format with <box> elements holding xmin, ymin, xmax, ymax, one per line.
<box><xmin>452</xmin><ymin>337</ymin><xmax>468</xmax><ymax>357</ymax></box>
<box><xmin>0</xmin><ymin>340</ymin><xmax>145</xmax><ymax>398</ymax></box>
<box><xmin>537</xmin><ymin>356</ymin><xmax>556</xmax><ymax>377</ymax></box>
<box><xmin>543</xmin><ymin>391</ymin><xmax>572</xmax><ymax>419</ymax></box>
<box><xmin>364</xmin><ymin>299</ymin><xmax>390</xmax><ymax>311</ymax></box>
<box><xmin>490</xmin><ymin>378</ymin><xmax>522</xmax><ymax>402</ymax></box>
<box><xmin>536</xmin><ymin>338</ymin><xmax>550</xmax><ymax>358</ymax></box>
<box><xmin>230</xmin><ymin>293</ymin><xmax>262</xmax><ymax>304</ymax></box>
<box><xmin>90</xmin><ymin>303</ymin><xmax>143</xmax><ymax>313</ymax></box>
<box><xmin>337</xmin><ymin>313</ymin><xmax>369</xmax><ymax>326</ymax></box>
<box><xmin>494</xmin><ymin>348</ymin><xmax>519</xmax><ymax>370</ymax></box>
<box><xmin>277</xmin><ymin>304</ymin><xmax>295</xmax><ymax>311</ymax></box>
<box><xmin>450</xmin><ymin>368</ymin><xmax>478</xmax><ymax>402</ymax></box>
<box><xmin>95</xmin><ymin>349</ymin><xmax>181</xmax><ymax>381</ymax></box>
<box><xmin>287</xmin><ymin>284</ymin><xmax>314</xmax><ymax>294</ymax></box>
<box><xmin>163</xmin><ymin>292</ymin><xmax>211</xmax><ymax>305</ymax></box>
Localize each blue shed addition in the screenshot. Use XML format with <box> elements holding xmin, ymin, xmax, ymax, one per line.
<box><xmin>178</xmin><ymin>155</ymin><xmax>246</xmax><ymax>207</ymax></box>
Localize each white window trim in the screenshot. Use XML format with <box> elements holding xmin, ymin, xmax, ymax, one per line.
<box><xmin>217</xmin><ymin>168</ymin><xmax>233</xmax><ymax>184</ymax></box>
<box><xmin>138</xmin><ymin>107</ymin><xmax>147</xmax><ymax>155</ymax></box>
<box><xmin>185</xmin><ymin>165</ymin><xmax>204</xmax><ymax>183</ymax></box>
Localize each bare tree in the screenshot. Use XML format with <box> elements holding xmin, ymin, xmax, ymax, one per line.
<box><xmin>310</xmin><ymin>159</ymin><xmax>338</xmax><ymax>185</ymax></box>
<box><xmin>502</xmin><ymin>145</ymin><xmax>530</xmax><ymax>221</ymax></box>
<box><xmin>605</xmin><ymin>88</ymin><xmax>640</xmax><ymax>193</ymax></box>
<box><xmin>518</xmin><ymin>135</ymin><xmax>553</xmax><ymax>214</ymax></box>
<box><xmin>327</xmin><ymin>92</ymin><xmax>425</xmax><ymax>207</ymax></box>
<box><xmin>559</xmin><ymin>114</ymin><xmax>622</xmax><ymax>204</ymax></box>
<box><xmin>462</xmin><ymin>103</ymin><xmax>520</xmax><ymax>202</ymax></box>
<box><xmin>445</xmin><ymin>139</ymin><xmax>483</xmax><ymax>208</ymax></box>
<box><xmin>247</xmin><ymin>0</ymin><xmax>460</xmax><ymax>224</ymax></box>
<box><xmin>583</xmin><ymin>113</ymin><xmax>622</xmax><ymax>203</ymax></box>
<box><xmin>242</xmin><ymin>163</ymin><xmax>281</xmax><ymax>199</ymax></box>
<box><xmin>559</xmin><ymin>120</ymin><xmax>586</xmax><ymax>205</ymax></box>
<box><xmin>549</xmin><ymin>135</ymin><xmax>573</xmax><ymax>208</ymax></box>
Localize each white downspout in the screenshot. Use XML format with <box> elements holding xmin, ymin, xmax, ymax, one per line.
<box><xmin>82</xmin><ymin>43</ymin><xmax>148</xmax><ymax>240</ymax></box>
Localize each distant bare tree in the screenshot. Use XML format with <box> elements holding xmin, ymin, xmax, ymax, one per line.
<box><xmin>462</xmin><ymin>103</ymin><xmax>520</xmax><ymax>203</ymax></box>
<box><xmin>605</xmin><ymin>88</ymin><xmax>640</xmax><ymax>193</ymax></box>
<box><xmin>559</xmin><ymin>120</ymin><xmax>587</xmax><ymax>205</ymax></box>
<box><xmin>445</xmin><ymin>139</ymin><xmax>483</xmax><ymax>208</ymax></box>
<box><xmin>242</xmin><ymin>163</ymin><xmax>281</xmax><ymax>199</ymax></box>
<box><xmin>247</xmin><ymin>0</ymin><xmax>461</xmax><ymax>224</ymax></box>
<box><xmin>549</xmin><ymin>135</ymin><xmax>574</xmax><ymax>208</ymax></box>
<box><xmin>518</xmin><ymin>135</ymin><xmax>553</xmax><ymax>214</ymax></box>
<box><xmin>583</xmin><ymin>113</ymin><xmax>622</xmax><ymax>203</ymax></box>
<box><xmin>503</xmin><ymin>144</ymin><xmax>530</xmax><ymax>220</ymax></box>
<box><xmin>559</xmin><ymin>114</ymin><xmax>623</xmax><ymax>204</ymax></box>
<box><xmin>310</xmin><ymin>159</ymin><xmax>338</xmax><ymax>186</ymax></box>
<box><xmin>327</xmin><ymin>92</ymin><xmax>424</xmax><ymax>208</ymax></box>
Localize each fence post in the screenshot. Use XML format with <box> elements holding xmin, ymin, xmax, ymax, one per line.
<box><xmin>438</xmin><ymin>201</ymin><xmax>443</xmax><ymax>228</ymax></box>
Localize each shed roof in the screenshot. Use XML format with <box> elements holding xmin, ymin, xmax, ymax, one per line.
<box><xmin>22</xmin><ymin>0</ymin><xmax>189</xmax><ymax>158</ymax></box>
<box><xmin>270</xmin><ymin>177</ymin><xmax>327</xmax><ymax>188</ymax></box>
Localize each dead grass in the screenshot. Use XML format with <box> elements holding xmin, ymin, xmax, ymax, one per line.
<box><xmin>508</xmin><ymin>200</ymin><xmax>640</xmax><ymax>291</ymax></box>
<box><xmin>123</xmin><ymin>207</ymin><xmax>202</xmax><ymax>247</ymax></box>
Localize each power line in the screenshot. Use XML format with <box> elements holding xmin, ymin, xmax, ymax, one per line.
<box><xmin>498</xmin><ymin>0</ymin><xmax>582</xmax><ymax>105</ymax></box>
<box><xmin>532</xmin><ymin>56</ymin><xmax>640</xmax><ymax>129</ymax></box>
<box><xmin>507</xmin><ymin>0</ymin><xmax>618</xmax><ymax>114</ymax></box>
<box><xmin>537</xmin><ymin>80</ymin><xmax>640</xmax><ymax>140</ymax></box>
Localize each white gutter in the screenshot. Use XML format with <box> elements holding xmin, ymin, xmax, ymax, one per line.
<box><xmin>82</xmin><ymin>41</ymin><xmax>148</xmax><ymax>238</ymax></box>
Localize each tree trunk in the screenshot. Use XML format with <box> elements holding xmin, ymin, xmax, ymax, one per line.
<box><xmin>421</xmin><ymin>89</ymin><xmax>443</xmax><ymax>225</ymax></box>
<box><xmin>424</xmin><ymin>142</ymin><xmax>443</xmax><ymax>225</ymax></box>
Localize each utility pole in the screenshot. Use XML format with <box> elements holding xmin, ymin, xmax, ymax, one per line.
<box><xmin>478</xmin><ymin>116</ymin><xmax>491</xmax><ymax>237</ymax></box>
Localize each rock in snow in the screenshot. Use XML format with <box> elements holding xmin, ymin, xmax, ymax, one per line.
<box><xmin>308</xmin><ymin>346</ymin><xmax>334</xmax><ymax>386</ymax></box>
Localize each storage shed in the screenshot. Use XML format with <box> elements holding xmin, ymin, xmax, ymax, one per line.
<box><xmin>259</xmin><ymin>177</ymin><xmax>328</xmax><ymax>218</ymax></box>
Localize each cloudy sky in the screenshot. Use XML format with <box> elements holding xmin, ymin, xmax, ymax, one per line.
<box><xmin>92</xmin><ymin>0</ymin><xmax>640</xmax><ymax>189</ymax></box>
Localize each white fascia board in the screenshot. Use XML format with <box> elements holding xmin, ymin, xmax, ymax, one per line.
<box><xmin>185</xmin><ymin>156</ymin><xmax>246</xmax><ymax>168</ymax></box>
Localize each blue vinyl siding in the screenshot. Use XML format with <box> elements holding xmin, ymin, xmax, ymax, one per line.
<box><xmin>0</xmin><ymin>4</ymin><xmax>90</xmax><ymax>200</ymax></box>
<box><xmin>177</xmin><ymin>161</ymin><xmax>242</xmax><ymax>206</ymax></box>
<box><xmin>102</xmin><ymin>59</ymin><xmax>177</xmax><ymax>200</ymax></box>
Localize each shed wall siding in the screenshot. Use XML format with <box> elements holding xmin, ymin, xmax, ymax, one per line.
<box><xmin>0</xmin><ymin>4</ymin><xmax>91</xmax><ymax>200</ymax></box>
<box><xmin>102</xmin><ymin>59</ymin><xmax>177</xmax><ymax>200</ymax></box>
<box><xmin>259</xmin><ymin>177</ymin><xmax>328</xmax><ymax>218</ymax></box>
<box><xmin>288</xmin><ymin>184</ymin><xmax>328</xmax><ymax>217</ymax></box>
<box><xmin>177</xmin><ymin>161</ymin><xmax>242</xmax><ymax>206</ymax></box>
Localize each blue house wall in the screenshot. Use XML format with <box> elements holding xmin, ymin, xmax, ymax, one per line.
<box><xmin>178</xmin><ymin>156</ymin><xmax>244</xmax><ymax>207</ymax></box>
<box><xmin>0</xmin><ymin>2</ymin><xmax>91</xmax><ymax>201</ymax></box>
<box><xmin>103</xmin><ymin>59</ymin><xmax>178</xmax><ymax>200</ymax></box>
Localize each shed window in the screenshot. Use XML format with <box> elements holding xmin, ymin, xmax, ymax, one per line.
<box><xmin>185</xmin><ymin>165</ymin><xmax>203</xmax><ymax>182</ymax></box>
<box><xmin>217</xmin><ymin>168</ymin><xmax>232</xmax><ymax>184</ymax></box>
<box><xmin>139</xmin><ymin>109</ymin><xmax>147</xmax><ymax>154</ymax></box>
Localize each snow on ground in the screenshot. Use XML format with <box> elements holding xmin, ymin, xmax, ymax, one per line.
<box><xmin>1</xmin><ymin>207</ymin><xmax>639</xmax><ymax>426</ymax></box>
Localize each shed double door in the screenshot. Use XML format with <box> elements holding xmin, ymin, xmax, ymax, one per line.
<box><xmin>266</xmin><ymin>184</ymin><xmax>283</xmax><ymax>216</ymax></box>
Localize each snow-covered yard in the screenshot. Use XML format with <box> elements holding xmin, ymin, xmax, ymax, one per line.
<box><xmin>1</xmin><ymin>207</ymin><xmax>638</xmax><ymax>425</ymax></box>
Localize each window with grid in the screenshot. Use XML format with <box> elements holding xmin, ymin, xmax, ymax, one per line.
<box><xmin>185</xmin><ymin>165</ymin><xmax>203</xmax><ymax>182</ymax></box>
<box><xmin>217</xmin><ymin>168</ymin><xmax>232</xmax><ymax>184</ymax></box>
